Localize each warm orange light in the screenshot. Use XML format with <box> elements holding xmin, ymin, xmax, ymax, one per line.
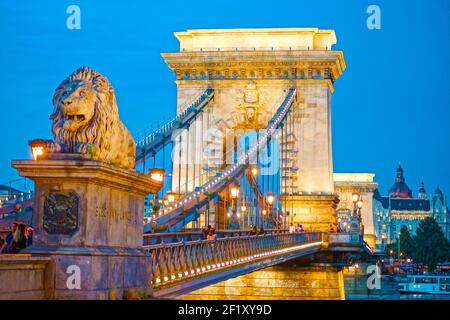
<box><xmin>149</xmin><ymin>168</ymin><xmax>165</xmax><ymax>182</ymax></box>
<box><xmin>241</xmin><ymin>205</ymin><xmax>247</xmax><ymax>212</ymax></box>
<box><xmin>32</xmin><ymin>146</ymin><xmax>44</xmax><ymax>160</ymax></box>
<box><xmin>352</xmin><ymin>193</ymin><xmax>359</xmax><ymax>204</ymax></box>
<box><xmin>166</xmin><ymin>192</ymin><xmax>175</xmax><ymax>203</ymax></box>
<box><xmin>357</xmin><ymin>198</ymin><xmax>363</xmax><ymax>209</ymax></box>
<box><xmin>267</xmin><ymin>193</ymin><xmax>275</xmax><ymax>206</ymax></box>
<box><xmin>262</xmin><ymin>209</ymin><xmax>267</xmax><ymax>215</ymax></box>
<box><xmin>250</xmin><ymin>166</ymin><xmax>258</xmax><ymax>176</ymax></box>
<box><xmin>230</xmin><ymin>186</ymin><xmax>239</xmax><ymax>199</ymax></box>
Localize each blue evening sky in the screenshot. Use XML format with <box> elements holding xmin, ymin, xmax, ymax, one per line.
<box><xmin>0</xmin><ymin>0</ymin><xmax>448</xmax><ymax>197</ymax></box>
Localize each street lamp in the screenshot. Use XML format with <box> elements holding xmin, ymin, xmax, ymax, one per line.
<box><xmin>240</xmin><ymin>205</ymin><xmax>247</xmax><ymax>228</ymax></box>
<box><xmin>266</xmin><ymin>192</ymin><xmax>275</xmax><ymax>206</ymax></box>
<box><xmin>29</xmin><ymin>139</ymin><xmax>47</xmax><ymax>160</ymax></box>
<box><xmin>352</xmin><ymin>193</ymin><xmax>360</xmax><ymax>204</ymax></box>
<box><xmin>149</xmin><ymin>168</ymin><xmax>165</xmax><ymax>183</ymax></box>
<box><xmin>230</xmin><ymin>186</ymin><xmax>239</xmax><ymax>199</ymax></box>
<box><xmin>262</xmin><ymin>209</ymin><xmax>267</xmax><ymax>228</ymax></box>
<box><xmin>357</xmin><ymin>198</ymin><xmax>363</xmax><ymax>210</ymax></box>
<box><xmin>166</xmin><ymin>192</ymin><xmax>176</xmax><ymax>204</ymax></box>
<box><xmin>229</xmin><ymin>186</ymin><xmax>240</xmax><ymax>228</ymax></box>
<box><xmin>250</xmin><ymin>166</ymin><xmax>259</xmax><ymax>176</ymax></box>
<box><xmin>357</xmin><ymin>196</ymin><xmax>363</xmax><ymax>224</ymax></box>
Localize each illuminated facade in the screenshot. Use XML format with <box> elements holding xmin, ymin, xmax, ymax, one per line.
<box><xmin>373</xmin><ymin>165</ymin><xmax>449</xmax><ymax>250</ymax></box>
<box><xmin>333</xmin><ymin>173</ymin><xmax>378</xmax><ymax>248</ymax></box>
<box><xmin>163</xmin><ymin>28</ymin><xmax>346</xmax><ymax>232</ymax></box>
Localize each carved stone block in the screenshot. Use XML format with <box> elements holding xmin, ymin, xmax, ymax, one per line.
<box><xmin>43</xmin><ymin>191</ymin><xmax>79</xmax><ymax>235</ymax></box>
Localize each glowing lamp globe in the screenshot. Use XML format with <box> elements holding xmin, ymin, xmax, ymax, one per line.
<box><xmin>149</xmin><ymin>168</ymin><xmax>165</xmax><ymax>183</ymax></box>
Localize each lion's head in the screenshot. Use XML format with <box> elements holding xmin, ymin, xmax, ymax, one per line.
<box><xmin>50</xmin><ymin>66</ymin><xmax>118</xmax><ymax>151</ymax></box>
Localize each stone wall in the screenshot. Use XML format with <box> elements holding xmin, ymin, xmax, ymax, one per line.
<box><xmin>0</xmin><ymin>255</ymin><xmax>52</xmax><ymax>300</ymax></box>
<box><xmin>178</xmin><ymin>265</ymin><xmax>345</xmax><ymax>300</ymax></box>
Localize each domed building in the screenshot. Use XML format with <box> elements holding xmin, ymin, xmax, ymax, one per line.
<box><xmin>388</xmin><ymin>164</ymin><xmax>412</xmax><ymax>198</ymax></box>
<box><xmin>373</xmin><ymin>164</ymin><xmax>449</xmax><ymax>250</ymax></box>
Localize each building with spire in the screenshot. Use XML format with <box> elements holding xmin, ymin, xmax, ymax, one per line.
<box><xmin>373</xmin><ymin>164</ymin><xmax>449</xmax><ymax>250</ymax></box>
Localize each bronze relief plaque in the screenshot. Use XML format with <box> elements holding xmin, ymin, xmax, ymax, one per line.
<box><xmin>43</xmin><ymin>191</ymin><xmax>79</xmax><ymax>235</ymax></box>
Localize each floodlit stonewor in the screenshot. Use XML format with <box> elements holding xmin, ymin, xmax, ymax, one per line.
<box><xmin>34</xmin><ymin>66</ymin><xmax>136</xmax><ymax>169</ymax></box>
<box><xmin>1</xmin><ymin>24</ymin><xmax>448</xmax><ymax>302</ymax></box>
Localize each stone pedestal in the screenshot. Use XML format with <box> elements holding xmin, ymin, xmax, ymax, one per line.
<box><xmin>178</xmin><ymin>265</ymin><xmax>345</xmax><ymax>300</ymax></box>
<box><xmin>162</xmin><ymin>28</ymin><xmax>346</xmax><ymax>196</ymax></box>
<box><xmin>12</xmin><ymin>158</ymin><xmax>161</xmax><ymax>299</ymax></box>
<box><xmin>280</xmin><ymin>194</ymin><xmax>339</xmax><ymax>232</ymax></box>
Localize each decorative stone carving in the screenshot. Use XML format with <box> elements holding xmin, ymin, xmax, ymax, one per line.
<box><xmin>233</xmin><ymin>82</ymin><xmax>267</xmax><ymax>130</ymax></box>
<box><xmin>43</xmin><ymin>191</ymin><xmax>79</xmax><ymax>235</ymax></box>
<box><xmin>32</xmin><ymin>66</ymin><xmax>136</xmax><ymax>169</ymax></box>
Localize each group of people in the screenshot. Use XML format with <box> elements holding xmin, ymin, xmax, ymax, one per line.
<box><xmin>201</xmin><ymin>225</ymin><xmax>217</xmax><ymax>240</ymax></box>
<box><xmin>249</xmin><ymin>225</ymin><xmax>265</xmax><ymax>235</ymax></box>
<box><xmin>0</xmin><ymin>221</ymin><xmax>33</xmax><ymax>254</ymax></box>
<box><xmin>202</xmin><ymin>224</ymin><xmax>268</xmax><ymax>239</ymax></box>
<box><xmin>288</xmin><ymin>223</ymin><xmax>305</xmax><ymax>233</ymax></box>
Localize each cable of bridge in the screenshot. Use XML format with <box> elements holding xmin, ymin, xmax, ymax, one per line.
<box><xmin>146</xmin><ymin>88</ymin><xmax>297</xmax><ymax>232</ymax></box>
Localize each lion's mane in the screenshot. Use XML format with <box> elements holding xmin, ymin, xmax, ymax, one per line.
<box><xmin>49</xmin><ymin>66</ymin><xmax>136</xmax><ymax>169</ymax></box>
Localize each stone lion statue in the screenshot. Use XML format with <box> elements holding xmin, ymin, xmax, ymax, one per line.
<box><xmin>37</xmin><ymin>66</ymin><xmax>136</xmax><ymax>169</ymax></box>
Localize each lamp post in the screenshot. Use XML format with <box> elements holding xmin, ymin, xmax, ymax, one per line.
<box><xmin>351</xmin><ymin>192</ymin><xmax>359</xmax><ymax>219</ymax></box>
<box><xmin>29</xmin><ymin>139</ymin><xmax>47</xmax><ymax>160</ymax></box>
<box><xmin>166</xmin><ymin>192</ymin><xmax>176</xmax><ymax>204</ymax></box>
<box><xmin>250</xmin><ymin>165</ymin><xmax>259</xmax><ymax>177</ymax></box>
<box><xmin>230</xmin><ymin>185</ymin><xmax>239</xmax><ymax>229</ymax></box>
<box><xmin>266</xmin><ymin>192</ymin><xmax>274</xmax><ymax>228</ymax></box>
<box><xmin>262</xmin><ymin>209</ymin><xmax>267</xmax><ymax>228</ymax></box>
<box><xmin>250</xmin><ymin>166</ymin><xmax>258</xmax><ymax>228</ymax></box>
<box><xmin>350</xmin><ymin>192</ymin><xmax>361</xmax><ymax>233</ymax></box>
<box><xmin>357</xmin><ymin>197</ymin><xmax>363</xmax><ymax>223</ymax></box>
<box><xmin>241</xmin><ymin>204</ymin><xmax>247</xmax><ymax>228</ymax></box>
<box><xmin>149</xmin><ymin>168</ymin><xmax>165</xmax><ymax>225</ymax></box>
<box><xmin>149</xmin><ymin>168</ymin><xmax>165</xmax><ymax>183</ymax></box>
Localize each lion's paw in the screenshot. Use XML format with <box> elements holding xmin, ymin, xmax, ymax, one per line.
<box><xmin>46</xmin><ymin>141</ymin><xmax>62</xmax><ymax>153</ymax></box>
<box><xmin>75</xmin><ymin>143</ymin><xmax>99</xmax><ymax>158</ymax></box>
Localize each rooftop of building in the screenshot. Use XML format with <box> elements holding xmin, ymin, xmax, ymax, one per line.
<box><xmin>174</xmin><ymin>28</ymin><xmax>338</xmax><ymax>52</ymax></box>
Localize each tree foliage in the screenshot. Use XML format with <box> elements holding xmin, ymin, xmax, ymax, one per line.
<box><xmin>384</xmin><ymin>225</ymin><xmax>415</xmax><ymax>258</ymax></box>
<box><xmin>384</xmin><ymin>218</ymin><xmax>450</xmax><ymax>271</ymax></box>
<box><xmin>412</xmin><ymin>217</ymin><xmax>450</xmax><ymax>270</ymax></box>
<box><xmin>399</xmin><ymin>225</ymin><xmax>415</xmax><ymax>258</ymax></box>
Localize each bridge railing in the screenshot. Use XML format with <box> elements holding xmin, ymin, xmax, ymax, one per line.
<box><xmin>143</xmin><ymin>228</ymin><xmax>289</xmax><ymax>245</ymax></box>
<box><xmin>145</xmin><ymin>231</ymin><xmax>323</xmax><ymax>288</ymax></box>
<box><xmin>326</xmin><ymin>232</ymin><xmax>363</xmax><ymax>245</ymax></box>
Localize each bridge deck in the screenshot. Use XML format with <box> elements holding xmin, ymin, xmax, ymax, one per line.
<box><xmin>146</xmin><ymin>231</ymin><xmax>323</xmax><ymax>298</ymax></box>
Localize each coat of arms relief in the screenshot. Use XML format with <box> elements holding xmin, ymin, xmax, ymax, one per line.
<box><xmin>232</xmin><ymin>82</ymin><xmax>269</xmax><ymax>130</ymax></box>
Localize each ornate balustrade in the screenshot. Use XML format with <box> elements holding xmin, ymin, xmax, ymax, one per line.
<box><xmin>142</xmin><ymin>228</ymin><xmax>289</xmax><ymax>245</ymax></box>
<box><xmin>326</xmin><ymin>232</ymin><xmax>363</xmax><ymax>245</ymax></box>
<box><xmin>145</xmin><ymin>231</ymin><xmax>323</xmax><ymax>288</ymax></box>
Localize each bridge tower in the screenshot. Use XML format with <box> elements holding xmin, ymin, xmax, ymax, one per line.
<box><xmin>162</xmin><ymin>28</ymin><xmax>346</xmax><ymax>231</ymax></box>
